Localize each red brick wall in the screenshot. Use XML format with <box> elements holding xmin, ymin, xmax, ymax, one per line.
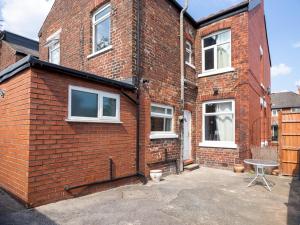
<box><xmin>39</xmin><ymin>0</ymin><xmax>136</xmax><ymax>81</ymax></box>
<box><xmin>26</xmin><ymin>68</ymin><xmax>137</xmax><ymax>206</ymax></box>
<box><xmin>248</xmin><ymin>0</ymin><xmax>271</xmax><ymax>147</ymax></box>
<box><xmin>0</xmin><ymin>41</ymin><xmax>18</xmax><ymax>71</ymax></box>
<box><xmin>0</xmin><ymin>69</ymin><xmax>31</xmax><ymax>203</ymax></box>
<box><xmin>194</xmin><ymin>12</ymin><xmax>250</xmax><ymax>167</ymax></box>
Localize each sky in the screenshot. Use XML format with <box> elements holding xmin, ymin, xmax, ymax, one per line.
<box><xmin>0</xmin><ymin>0</ymin><xmax>299</xmax><ymax>93</ymax></box>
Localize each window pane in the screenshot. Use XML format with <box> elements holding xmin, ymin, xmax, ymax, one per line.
<box><xmin>151</xmin><ymin>106</ymin><xmax>165</xmax><ymax>114</ymax></box>
<box><xmin>185</xmin><ymin>49</ymin><xmax>190</xmax><ymax>63</ymax></box>
<box><xmin>95</xmin><ymin>5</ymin><xmax>111</xmax><ymax>21</ymax></box>
<box><xmin>216</xmin><ymin>31</ymin><xmax>230</xmax><ymax>44</ymax></box>
<box><xmin>71</xmin><ymin>90</ymin><xmax>98</xmax><ymax>118</ymax></box>
<box><xmin>151</xmin><ymin>117</ymin><xmax>164</xmax><ymax>132</ymax></box>
<box><xmin>95</xmin><ymin>17</ymin><xmax>110</xmax><ymax>52</ymax></box>
<box><xmin>217</xmin><ymin>43</ymin><xmax>230</xmax><ymax>69</ymax></box>
<box><xmin>166</xmin><ymin>108</ymin><xmax>172</xmax><ymax>115</ymax></box>
<box><xmin>206</xmin><ymin>102</ymin><xmax>232</xmax><ymax>113</ymax></box>
<box><xmin>205</xmin><ymin>115</ymin><xmax>233</xmax><ymax>142</ymax></box>
<box><xmin>103</xmin><ymin>97</ymin><xmax>116</xmax><ymax>117</ymax></box>
<box><xmin>165</xmin><ymin>118</ymin><xmax>172</xmax><ymax>131</ymax></box>
<box><xmin>204</xmin><ymin>36</ymin><xmax>216</xmax><ymax>47</ymax></box>
<box><xmin>272</xmin><ymin>125</ymin><xmax>278</xmax><ymax>141</ymax></box>
<box><xmin>205</xmin><ymin>48</ymin><xmax>214</xmax><ymax>70</ymax></box>
<box><xmin>50</xmin><ymin>48</ymin><xmax>60</xmax><ymax>65</ymax></box>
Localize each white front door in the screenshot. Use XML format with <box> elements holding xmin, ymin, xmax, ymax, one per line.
<box><xmin>183</xmin><ymin>110</ymin><xmax>192</xmax><ymax>160</ymax></box>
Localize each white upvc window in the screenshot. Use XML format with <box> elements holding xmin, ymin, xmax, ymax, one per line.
<box><xmin>201</xmin><ymin>30</ymin><xmax>232</xmax><ymax>75</ymax></box>
<box><xmin>92</xmin><ymin>3</ymin><xmax>112</xmax><ymax>55</ymax></box>
<box><xmin>150</xmin><ymin>103</ymin><xmax>178</xmax><ymax>139</ymax></box>
<box><xmin>272</xmin><ymin>109</ymin><xmax>279</xmax><ymax>116</ymax></box>
<box><xmin>185</xmin><ymin>41</ymin><xmax>193</xmax><ymax>65</ymax></box>
<box><xmin>200</xmin><ymin>99</ymin><xmax>236</xmax><ymax>148</ymax></box>
<box><xmin>291</xmin><ymin>108</ymin><xmax>300</xmax><ymax>113</ymax></box>
<box><xmin>46</xmin><ymin>29</ymin><xmax>61</xmax><ymax>65</ymax></box>
<box><xmin>68</xmin><ymin>85</ymin><xmax>120</xmax><ymax>123</ymax></box>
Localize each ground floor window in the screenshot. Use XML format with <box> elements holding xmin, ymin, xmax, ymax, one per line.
<box><xmin>201</xmin><ymin>99</ymin><xmax>236</xmax><ymax>148</ymax></box>
<box><xmin>68</xmin><ymin>85</ymin><xmax>120</xmax><ymax>122</ymax></box>
<box><xmin>272</xmin><ymin>125</ymin><xmax>278</xmax><ymax>142</ymax></box>
<box><xmin>150</xmin><ymin>103</ymin><xmax>178</xmax><ymax>139</ymax></box>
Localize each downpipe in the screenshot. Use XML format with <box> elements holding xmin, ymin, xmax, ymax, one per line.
<box><xmin>179</xmin><ymin>0</ymin><xmax>189</xmax><ymax>172</ymax></box>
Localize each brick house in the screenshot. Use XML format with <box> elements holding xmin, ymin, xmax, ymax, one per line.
<box><xmin>271</xmin><ymin>88</ymin><xmax>300</xmax><ymax>142</ymax></box>
<box><xmin>0</xmin><ymin>30</ymin><xmax>39</xmax><ymax>71</ymax></box>
<box><xmin>0</xmin><ymin>0</ymin><xmax>271</xmax><ymax>206</ymax></box>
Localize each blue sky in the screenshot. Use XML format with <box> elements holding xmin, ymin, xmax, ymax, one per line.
<box><xmin>1</xmin><ymin>0</ymin><xmax>299</xmax><ymax>93</ymax></box>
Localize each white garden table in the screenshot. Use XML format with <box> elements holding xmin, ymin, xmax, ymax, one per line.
<box><xmin>244</xmin><ymin>159</ymin><xmax>279</xmax><ymax>191</ymax></box>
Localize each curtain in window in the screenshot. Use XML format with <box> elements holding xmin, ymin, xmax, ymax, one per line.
<box><xmin>217</xmin><ymin>43</ymin><xmax>230</xmax><ymax>69</ymax></box>
<box><xmin>215</xmin><ymin>103</ymin><xmax>233</xmax><ymax>142</ymax></box>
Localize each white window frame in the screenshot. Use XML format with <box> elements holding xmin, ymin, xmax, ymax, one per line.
<box><xmin>46</xmin><ymin>29</ymin><xmax>61</xmax><ymax>65</ymax></box>
<box><xmin>91</xmin><ymin>3</ymin><xmax>112</xmax><ymax>56</ymax></box>
<box><xmin>200</xmin><ymin>29</ymin><xmax>233</xmax><ymax>77</ymax></box>
<box><xmin>291</xmin><ymin>108</ymin><xmax>300</xmax><ymax>113</ymax></box>
<box><xmin>185</xmin><ymin>41</ymin><xmax>194</xmax><ymax>68</ymax></box>
<box><xmin>272</xmin><ymin>109</ymin><xmax>279</xmax><ymax>117</ymax></box>
<box><xmin>67</xmin><ymin>85</ymin><xmax>120</xmax><ymax>123</ymax></box>
<box><xmin>150</xmin><ymin>103</ymin><xmax>178</xmax><ymax>139</ymax></box>
<box><xmin>200</xmin><ymin>99</ymin><xmax>237</xmax><ymax>149</ymax></box>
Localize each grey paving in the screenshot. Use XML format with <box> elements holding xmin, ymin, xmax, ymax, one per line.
<box><xmin>0</xmin><ymin>167</ymin><xmax>299</xmax><ymax>225</ymax></box>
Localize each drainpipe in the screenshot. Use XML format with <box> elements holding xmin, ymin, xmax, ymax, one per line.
<box><xmin>180</xmin><ymin>0</ymin><xmax>189</xmax><ymax>172</ymax></box>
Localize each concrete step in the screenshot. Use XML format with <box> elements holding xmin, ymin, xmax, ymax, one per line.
<box><xmin>184</xmin><ymin>163</ymin><xmax>200</xmax><ymax>171</ymax></box>
<box><xmin>183</xmin><ymin>159</ymin><xmax>194</xmax><ymax>166</ymax></box>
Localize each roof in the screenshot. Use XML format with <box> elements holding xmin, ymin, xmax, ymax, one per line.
<box><xmin>0</xmin><ymin>30</ymin><xmax>39</xmax><ymax>57</ymax></box>
<box><xmin>0</xmin><ymin>56</ymin><xmax>136</xmax><ymax>91</ymax></box>
<box><xmin>271</xmin><ymin>92</ymin><xmax>300</xmax><ymax>109</ymax></box>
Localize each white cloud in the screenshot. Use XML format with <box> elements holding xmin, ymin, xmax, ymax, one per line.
<box><xmin>293</xmin><ymin>42</ymin><xmax>300</xmax><ymax>48</ymax></box>
<box><xmin>1</xmin><ymin>0</ymin><xmax>54</xmax><ymax>40</ymax></box>
<box><xmin>271</xmin><ymin>64</ymin><xmax>292</xmax><ymax>77</ymax></box>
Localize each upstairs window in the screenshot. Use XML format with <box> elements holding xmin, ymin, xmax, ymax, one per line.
<box><xmin>93</xmin><ymin>4</ymin><xmax>111</xmax><ymax>54</ymax></box>
<box><xmin>68</xmin><ymin>86</ymin><xmax>120</xmax><ymax>122</ymax></box>
<box><xmin>46</xmin><ymin>29</ymin><xmax>61</xmax><ymax>65</ymax></box>
<box><xmin>202</xmin><ymin>30</ymin><xmax>231</xmax><ymax>73</ymax></box>
<box><xmin>185</xmin><ymin>41</ymin><xmax>193</xmax><ymax>65</ymax></box>
<box><xmin>272</xmin><ymin>109</ymin><xmax>279</xmax><ymax>116</ymax></box>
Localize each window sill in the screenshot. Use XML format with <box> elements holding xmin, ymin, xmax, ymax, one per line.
<box><xmin>185</xmin><ymin>62</ymin><xmax>196</xmax><ymax>70</ymax></box>
<box><xmin>87</xmin><ymin>45</ymin><xmax>112</xmax><ymax>59</ymax></box>
<box><xmin>199</xmin><ymin>142</ymin><xmax>237</xmax><ymax>149</ymax></box>
<box><xmin>150</xmin><ymin>133</ymin><xmax>179</xmax><ymax>140</ymax></box>
<box><xmin>66</xmin><ymin>118</ymin><xmax>122</xmax><ymax>124</ymax></box>
<box><xmin>198</xmin><ymin>67</ymin><xmax>235</xmax><ymax>78</ymax></box>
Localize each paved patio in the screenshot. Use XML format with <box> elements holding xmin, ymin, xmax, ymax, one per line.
<box><xmin>0</xmin><ymin>167</ymin><xmax>299</xmax><ymax>225</ymax></box>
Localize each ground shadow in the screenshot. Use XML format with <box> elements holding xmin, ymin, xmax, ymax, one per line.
<box><xmin>0</xmin><ymin>189</ymin><xmax>59</xmax><ymax>225</ymax></box>
<box><xmin>287</xmin><ymin>160</ymin><xmax>300</xmax><ymax>225</ymax></box>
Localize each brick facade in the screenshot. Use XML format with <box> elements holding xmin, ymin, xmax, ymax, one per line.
<box><xmin>0</xmin><ymin>41</ymin><xmax>19</xmax><ymax>71</ymax></box>
<box><xmin>0</xmin><ymin>0</ymin><xmax>271</xmax><ymax>205</ymax></box>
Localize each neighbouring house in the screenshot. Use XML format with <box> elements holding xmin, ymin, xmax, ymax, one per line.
<box><xmin>0</xmin><ymin>0</ymin><xmax>271</xmax><ymax>206</ymax></box>
<box><xmin>0</xmin><ymin>30</ymin><xmax>39</xmax><ymax>71</ymax></box>
<box><xmin>271</xmin><ymin>88</ymin><xmax>300</xmax><ymax>143</ymax></box>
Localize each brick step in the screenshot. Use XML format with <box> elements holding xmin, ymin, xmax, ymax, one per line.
<box><xmin>183</xmin><ymin>159</ymin><xmax>194</xmax><ymax>166</ymax></box>
<box><xmin>184</xmin><ymin>163</ymin><xmax>200</xmax><ymax>171</ymax></box>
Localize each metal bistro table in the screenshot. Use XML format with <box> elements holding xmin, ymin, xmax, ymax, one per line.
<box><xmin>244</xmin><ymin>159</ymin><xmax>279</xmax><ymax>191</ymax></box>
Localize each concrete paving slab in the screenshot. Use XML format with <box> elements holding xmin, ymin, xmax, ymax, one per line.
<box><xmin>0</xmin><ymin>167</ymin><xmax>299</xmax><ymax>225</ymax></box>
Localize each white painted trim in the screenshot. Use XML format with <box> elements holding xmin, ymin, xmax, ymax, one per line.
<box><xmin>87</xmin><ymin>45</ymin><xmax>112</xmax><ymax>59</ymax></box>
<box><xmin>202</xmin><ymin>99</ymin><xmax>236</xmax><ymax>149</ymax></box>
<box><xmin>68</xmin><ymin>85</ymin><xmax>120</xmax><ymax>122</ymax></box>
<box><xmin>201</xmin><ymin>29</ymin><xmax>232</xmax><ymax>74</ymax></box>
<box><xmin>150</xmin><ymin>133</ymin><xmax>179</xmax><ymax>140</ymax></box>
<box><xmin>46</xmin><ymin>28</ymin><xmax>62</xmax><ymax>43</ymax></box>
<box><xmin>185</xmin><ymin>62</ymin><xmax>196</xmax><ymax>69</ymax></box>
<box><xmin>66</xmin><ymin>119</ymin><xmax>122</xmax><ymax>124</ymax></box>
<box><xmin>198</xmin><ymin>67</ymin><xmax>235</xmax><ymax>78</ymax></box>
<box><xmin>199</xmin><ymin>142</ymin><xmax>237</xmax><ymax>149</ymax></box>
<box><xmin>185</xmin><ymin>41</ymin><xmax>193</xmax><ymax>65</ymax></box>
